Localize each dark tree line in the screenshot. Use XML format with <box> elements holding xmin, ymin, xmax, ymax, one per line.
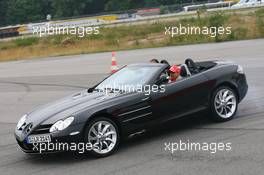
<box><xmin>0</xmin><ymin>0</ymin><xmax>207</xmax><ymax>26</ymax></box>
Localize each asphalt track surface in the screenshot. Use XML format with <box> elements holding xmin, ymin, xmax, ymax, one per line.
<box><xmin>0</xmin><ymin>39</ymin><xmax>264</xmax><ymax>175</ymax></box>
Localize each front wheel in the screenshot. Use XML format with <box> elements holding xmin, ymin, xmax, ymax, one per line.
<box><xmin>84</xmin><ymin>117</ymin><xmax>120</xmax><ymax>157</ymax></box>
<box><xmin>210</xmin><ymin>86</ymin><xmax>238</xmax><ymax>122</ymax></box>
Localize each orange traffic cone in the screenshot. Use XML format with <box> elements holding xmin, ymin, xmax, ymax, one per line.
<box><xmin>111</xmin><ymin>51</ymin><xmax>118</xmax><ymax>74</ymax></box>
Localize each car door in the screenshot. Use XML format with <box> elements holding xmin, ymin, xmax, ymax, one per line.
<box><xmin>150</xmin><ymin>73</ymin><xmax>211</xmax><ymax>122</ymax></box>
<box><xmin>115</xmin><ymin>91</ymin><xmax>154</xmax><ymax>132</ymax></box>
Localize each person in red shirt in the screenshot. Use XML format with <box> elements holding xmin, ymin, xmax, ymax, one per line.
<box><xmin>169</xmin><ymin>65</ymin><xmax>181</xmax><ymax>82</ymax></box>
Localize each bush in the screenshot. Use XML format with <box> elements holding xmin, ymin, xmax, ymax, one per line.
<box><xmin>14</xmin><ymin>37</ymin><xmax>39</xmax><ymax>47</ymax></box>
<box><xmin>61</xmin><ymin>37</ymin><xmax>75</xmax><ymax>45</ymax></box>
<box><xmin>255</xmin><ymin>8</ymin><xmax>264</xmax><ymax>36</ymax></box>
<box><xmin>160</xmin><ymin>5</ymin><xmax>168</xmax><ymax>14</ymax></box>
<box><xmin>48</xmin><ymin>35</ymin><xmax>65</xmax><ymax>45</ymax></box>
<box><xmin>208</xmin><ymin>12</ymin><xmax>229</xmax><ymax>42</ymax></box>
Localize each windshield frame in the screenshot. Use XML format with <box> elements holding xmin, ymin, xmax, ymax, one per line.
<box><xmin>92</xmin><ymin>64</ymin><xmax>166</xmax><ymax>93</ymax></box>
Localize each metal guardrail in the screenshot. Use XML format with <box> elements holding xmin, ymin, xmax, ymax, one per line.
<box><xmin>183</xmin><ymin>1</ymin><xmax>234</xmax><ymax>11</ymax></box>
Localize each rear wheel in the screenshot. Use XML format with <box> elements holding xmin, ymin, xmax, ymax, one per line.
<box><xmin>84</xmin><ymin>117</ymin><xmax>120</xmax><ymax>157</ymax></box>
<box><xmin>210</xmin><ymin>86</ymin><xmax>238</xmax><ymax>122</ymax></box>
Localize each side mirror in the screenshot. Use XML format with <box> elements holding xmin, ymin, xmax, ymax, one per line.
<box><xmin>87</xmin><ymin>87</ymin><xmax>94</xmax><ymax>93</ymax></box>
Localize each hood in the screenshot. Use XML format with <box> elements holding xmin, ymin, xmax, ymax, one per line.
<box><xmin>25</xmin><ymin>90</ymin><xmax>124</xmax><ymax>125</ymax></box>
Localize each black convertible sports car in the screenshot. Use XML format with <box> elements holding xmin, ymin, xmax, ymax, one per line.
<box><xmin>15</xmin><ymin>59</ymin><xmax>248</xmax><ymax>157</ymax></box>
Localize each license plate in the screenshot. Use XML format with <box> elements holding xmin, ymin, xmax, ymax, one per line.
<box><xmin>27</xmin><ymin>134</ymin><xmax>51</xmax><ymax>144</ymax></box>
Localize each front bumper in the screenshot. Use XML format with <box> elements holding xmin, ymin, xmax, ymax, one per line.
<box><xmin>15</xmin><ymin>123</ymin><xmax>84</xmax><ymax>154</ymax></box>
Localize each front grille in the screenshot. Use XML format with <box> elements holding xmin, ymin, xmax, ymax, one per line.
<box><xmin>31</xmin><ymin>124</ymin><xmax>52</xmax><ymax>134</ymax></box>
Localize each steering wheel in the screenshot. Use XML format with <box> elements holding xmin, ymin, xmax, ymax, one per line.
<box><xmin>185</xmin><ymin>58</ymin><xmax>199</xmax><ymax>74</ymax></box>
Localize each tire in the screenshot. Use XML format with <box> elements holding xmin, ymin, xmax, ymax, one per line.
<box><xmin>84</xmin><ymin>117</ymin><xmax>120</xmax><ymax>157</ymax></box>
<box><xmin>210</xmin><ymin>86</ymin><xmax>238</xmax><ymax>122</ymax></box>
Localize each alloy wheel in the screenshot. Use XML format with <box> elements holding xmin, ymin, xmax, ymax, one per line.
<box><xmin>214</xmin><ymin>89</ymin><xmax>237</xmax><ymax>119</ymax></box>
<box><xmin>88</xmin><ymin>120</ymin><xmax>117</xmax><ymax>154</ymax></box>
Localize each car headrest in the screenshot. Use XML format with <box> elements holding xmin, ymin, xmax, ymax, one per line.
<box><xmin>180</xmin><ymin>65</ymin><xmax>188</xmax><ymax>77</ymax></box>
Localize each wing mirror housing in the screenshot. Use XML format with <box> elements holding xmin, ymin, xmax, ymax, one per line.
<box><xmin>87</xmin><ymin>87</ymin><xmax>94</xmax><ymax>93</ymax></box>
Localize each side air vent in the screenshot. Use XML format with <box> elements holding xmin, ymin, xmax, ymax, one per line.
<box><xmin>30</xmin><ymin>124</ymin><xmax>52</xmax><ymax>134</ymax></box>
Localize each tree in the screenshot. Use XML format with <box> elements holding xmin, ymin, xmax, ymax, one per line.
<box><xmin>105</xmin><ymin>0</ymin><xmax>130</xmax><ymax>11</ymax></box>
<box><xmin>5</xmin><ymin>0</ymin><xmax>44</xmax><ymax>25</ymax></box>
<box><xmin>0</xmin><ymin>0</ymin><xmax>7</xmax><ymax>26</ymax></box>
<box><xmin>0</xmin><ymin>0</ymin><xmax>210</xmax><ymax>26</ymax></box>
<box><xmin>144</xmin><ymin>0</ymin><xmax>160</xmax><ymax>7</ymax></box>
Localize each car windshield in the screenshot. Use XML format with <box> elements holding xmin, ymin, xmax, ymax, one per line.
<box><xmin>95</xmin><ymin>66</ymin><xmax>160</xmax><ymax>92</ymax></box>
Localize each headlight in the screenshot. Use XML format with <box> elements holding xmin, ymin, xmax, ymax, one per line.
<box><xmin>237</xmin><ymin>65</ymin><xmax>244</xmax><ymax>74</ymax></box>
<box><xmin>49</xmin><ymin>116</ymin><xmax>74</xmax><ymax>133</ymax></box>
<box><xmin>17</xmin><ymin>114</ymin><xmax>27</xmax><ymax>129</ymax></box>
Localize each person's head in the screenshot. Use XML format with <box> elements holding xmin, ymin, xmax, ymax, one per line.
<box><xmin>169</xmin><ymin>65</ymin><xmax>181</xmax><ymax>81</ymax></box>
<box><xmin>150</xmin><ymin>58</ymin><xmax>159</xmax><ymax>63</ymax></box>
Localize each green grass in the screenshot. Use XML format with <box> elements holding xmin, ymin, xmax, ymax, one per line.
<box><xmin>14</xmin><ymin>37</ymin><xmax>39</xmax><ymax>47</ymax></box>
